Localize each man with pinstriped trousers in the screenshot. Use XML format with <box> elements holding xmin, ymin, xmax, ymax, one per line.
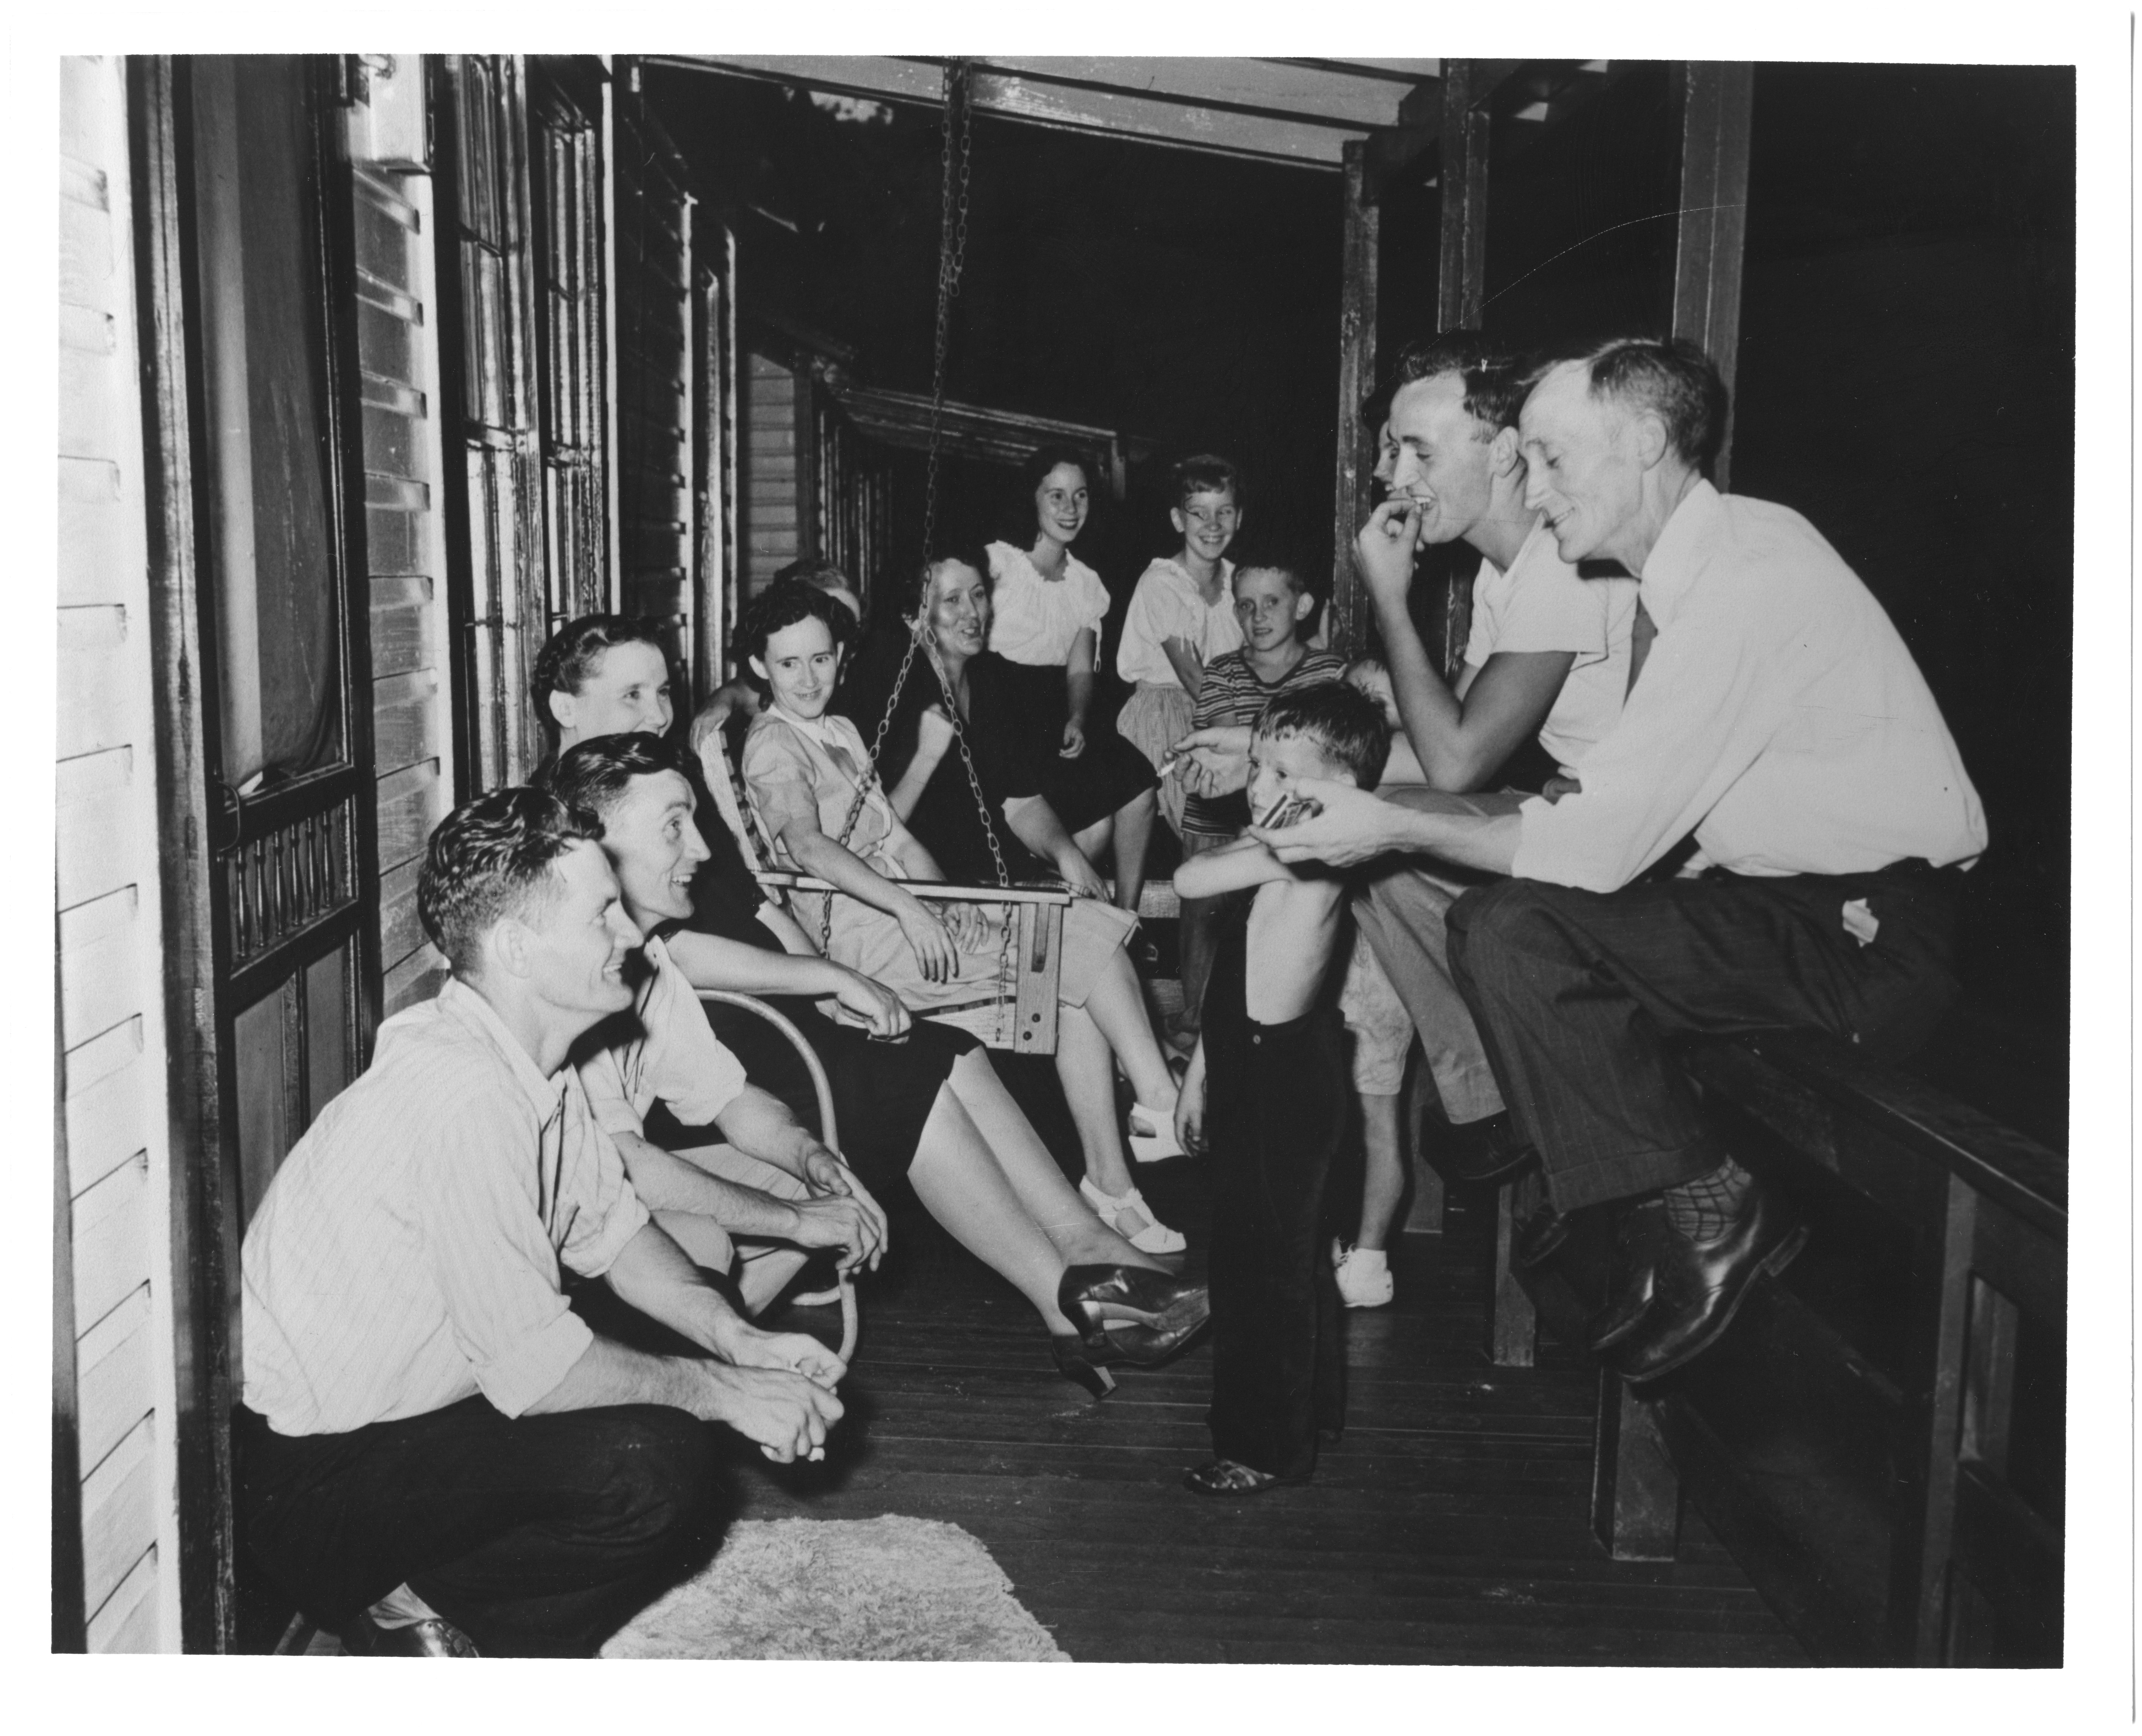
<box><xmin>1251</xmin><ymin>337</ymin><xmax>1986</xmax><ymax>1385</ymax></box>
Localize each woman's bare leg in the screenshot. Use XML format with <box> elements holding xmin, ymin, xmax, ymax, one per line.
<box><xmin>1109</xmin><ymin>787</ymin><xmax>1157</xmax><ymax>912</ymax></box>
<box><xmin>905</xmin><ymin>1084</ymin><xmax>1082</xmax><ymax>1334</ymax></box>
<box><xmin>1081</xmin><ymin>945</ymin><xmax>1180</xmax><ymax>1113</ymax></box>
<box><xmin>946</xmin><ymin>1048</ymin><xmax>1165</xmax><ymax>1272</ymax></box>
<box><xmin>1055</xmin><ymin>1004</ymin><xmax>1138</xmax><ymax>1199</ymax></box>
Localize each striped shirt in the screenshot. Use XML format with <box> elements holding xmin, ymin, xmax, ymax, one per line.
<box><xmin>241</xmin><ymin>977</ymin><xmax>650</xmax><ymax>1436</ymax></box>
<box><xmin>577</xmin><ymin>934</ymin><xmax>750</xmax><ymax>1138</ymax></box>
<box><xmin>1182</xmin><ymin>648</ymin><xmax>1350</xmax><ymax>836</ymax></box>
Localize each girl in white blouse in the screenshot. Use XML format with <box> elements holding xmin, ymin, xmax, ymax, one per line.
<box><xmin>985</xmin><ymin>446</ymin><xmax>1161</xmax><ymax>916</ymax></box>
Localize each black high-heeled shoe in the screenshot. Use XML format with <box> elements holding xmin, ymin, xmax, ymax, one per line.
<box><xmin>1049</xmin><ymin>1266</ymin><xmax>1211</xmax><ymax>1400</ymax></box>
<box><xmin>1057</xmin><ymin>1265</ymin><xmax>1210</xmax><ymax>1342</ymax></box>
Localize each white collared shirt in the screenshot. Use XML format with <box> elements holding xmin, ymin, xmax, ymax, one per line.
<box><xmin>1513</xmin><ymin>481</ymin><xmax>1987</xmax><ymax>892</ymax></box>
<box><xmin>578</xmin><ymin>934</ymin><xmax>751</xmax><ymax>1139</ymax></box>
<box><xmin>1463</xmin><ymin>519</ymin><xmax>1640</xmax><ymax>780</ymax></box>
<box><xmin>241</xmin><ymin>977</ymin><xmax>651</xmax><ymax>1435</ymax></box>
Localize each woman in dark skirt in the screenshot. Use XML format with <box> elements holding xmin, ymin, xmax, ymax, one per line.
<box><xmin>982</xmin><ymin>445</ymin><xmax>1160</xmax><ymax>913</ymax></box>
<box><xmin>532</xmin><ymin>614</ymin><xmax>1208</xmax><ymax>1395</ymax></box>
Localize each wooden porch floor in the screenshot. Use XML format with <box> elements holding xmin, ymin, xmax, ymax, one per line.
<box><xmin>733</xmin><ymin>1156</ymin><xmax>1808</xmax><ymax>1667</ymax></box>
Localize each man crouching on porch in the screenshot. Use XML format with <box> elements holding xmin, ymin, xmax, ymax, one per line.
<box><xmin>236</xmin><ymin>787</ymin><xmax>845</xmax><ymax>1658</ymax></box>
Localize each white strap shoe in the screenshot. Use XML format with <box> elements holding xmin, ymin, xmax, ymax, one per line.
<box><xmin>1080</xmin><ymin>1175</ymin><xmax>1187</xmax><ymax>1255</ymax></box>
<box><xmin>1126</xmin><ymin>1102</ymin><xmax>1185</xmax><ymax>1163</ymax></box>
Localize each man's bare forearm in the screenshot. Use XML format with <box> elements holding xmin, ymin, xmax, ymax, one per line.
<box><xmin>710</xmin><ymin>1084</ymin><xmax>830</xmax><ymax>1182</ymax></box>
<box><xmin>1391</xmin><ymin>801</ymin><xmax>1523</xmax><ymax>875</ymax></box>
<box><xmin>616</xmin><ymin>1132</ymin><xmax>810</xmax><ymax>1238</ymax></box>
<box><xmin>523</xmin><ymin>1334</ymin><xmax>720</xmax><ymax>1416</ymax></box>
<box><xmin>1368</xmin><ymin>586</ymin><xmax>1468</xmax><ymax>775</ymax></box>
<box><xmin>601</xmin><ymin>1221</ymin><xmax>754</xmax><ymax>1359</ymax></box>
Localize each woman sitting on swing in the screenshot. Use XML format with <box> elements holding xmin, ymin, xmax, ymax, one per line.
<box><xmin>740</xmin><ymin>576</ymin><xmax>1191</xmax><ymax>1256</ymax></box>
<box><xmin>531</xmin><ymin>614</ymin><xmax>1207</xmax><ymax>1397</ymax></box>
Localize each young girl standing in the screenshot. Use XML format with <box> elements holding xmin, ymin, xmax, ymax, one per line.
<box><xmin>986</xmin><ymin>446</ymin><xmax>1160</xmax><ymax>915</ymax></box>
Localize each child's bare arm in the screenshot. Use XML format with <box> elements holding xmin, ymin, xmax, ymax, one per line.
<box><xmin>1173</xmin><ymin>833</ymin><xmax>1294</xmax><ymax>899</ymax></box>
<box><xmin>1159</xmin><ymin>636</ymin><xmax>1205</xmax><ymax>699</ymax></box>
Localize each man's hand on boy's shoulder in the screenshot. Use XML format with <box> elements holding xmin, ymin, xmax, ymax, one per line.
<box><xmin>1249</xmin><ymin>778</ymin><xmax>1412</xmax><ymax>867</ymax></box>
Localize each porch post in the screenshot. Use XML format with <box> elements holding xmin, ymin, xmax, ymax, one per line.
<box><xmin>1671</xmin><ymin>63</ymin><xmax>1754</xmax><ymax>490</ymax></box>
<box><xmin>1329</xmin><ymin>137</ymin><xmax>1378</xmax><ymax>657</ymax></box>
<box><xmin>1433</xmin><ymin>61</ymin><xmax>1490</xmax><ymax>676</ymax></box>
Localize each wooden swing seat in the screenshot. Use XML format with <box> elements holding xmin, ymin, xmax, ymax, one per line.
<box><xmin>752</xmin><ymin>870</ymin><xmax>1071</xmax><ymax>1055</ymax></box>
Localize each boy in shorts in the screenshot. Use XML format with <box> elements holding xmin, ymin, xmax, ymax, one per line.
<box><xmin>1172</xmin><ymin>682</ymin><xmax>1390</xmax><ymax>1494</ymax></box>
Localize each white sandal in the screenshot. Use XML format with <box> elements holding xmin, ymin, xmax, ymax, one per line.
<box><xmin>1126</xmin><ymin>1102</ymin><xmax>1185</xmax><ymax>1164</ymax></box>
<box><xmin>1080</xmin><ymin>1176</ymin><xmax>1187</xmax><ymax>1255</ymax></box>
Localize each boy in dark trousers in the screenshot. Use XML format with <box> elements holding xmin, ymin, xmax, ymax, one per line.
<box><xmin>1173</xmin><ymin>682</ymin><xmax>1391</xmax><ymax>1493</ymax></box>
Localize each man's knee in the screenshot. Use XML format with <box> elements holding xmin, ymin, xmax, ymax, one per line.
<box><xmin>1446</xmin><ymin>879</ymin><xmax>1584</xmax><ymax>987</ymax></box>
<box><xmin>597</xmin><ymin>1407</ymin><xmax>730</xmax><ymax>1552</ymax></box>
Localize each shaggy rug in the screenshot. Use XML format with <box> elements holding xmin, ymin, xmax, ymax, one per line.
<box><xmin>600</xmin><ymin>1516</ymin><xmax>1070</xmax><ymax>1662</ymax></box>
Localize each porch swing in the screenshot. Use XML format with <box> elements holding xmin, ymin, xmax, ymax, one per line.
<box><xmin>727</xmin><ymin>60</ymin><xmax>1074</xmax><ymax>1057</ymax></box>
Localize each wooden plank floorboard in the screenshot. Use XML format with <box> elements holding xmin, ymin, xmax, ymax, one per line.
<box><xmin>733</xmin><ymin>1163</ymin><xmax>1804</xmax><ymax>1666</ymax></box>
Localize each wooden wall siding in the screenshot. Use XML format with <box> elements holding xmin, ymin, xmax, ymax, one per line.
<box><xmin>614</xmin><ymin>97</ymin><xmax>696</xmax><ymax>684</ymax></box>
<box><xmin>350</xmin><ymin>158</ymin><xmax>453</xmax><ymax>1013</ymax></box>
<box><xmin>533</xmin><ymin>78</ymin><xmax>611</xmax><ymax>628</ymax></box>
<box><xmin>56</xmin><ymin>53</ymin><xmax>182</xmax><ymax>1652</ymax></box>
<box><xmin>742</xmin><ymin>350</ymin><xmax>799</xmax><ymax>597</ymax></box>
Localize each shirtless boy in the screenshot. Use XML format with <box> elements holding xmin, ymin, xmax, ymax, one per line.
<box><xmin>1172</xmin><ymin>682</ymin><xmax>1390</xmax><ymax>1494</ymax></box>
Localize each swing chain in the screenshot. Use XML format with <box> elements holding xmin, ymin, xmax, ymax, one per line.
<box><xmin>815</xmin><ymin>57</ymin><xmax>1019</xmax><ymax>1034</ymax></box>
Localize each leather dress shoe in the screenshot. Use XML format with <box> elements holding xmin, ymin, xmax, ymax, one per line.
<box><xmin>1584</xmin><ymin>1199</ymin><xmax>1670</xmax><ymax>1352</ymax></box>
<box><xmin>338</xmin><ymin>1609</ymin><xmax>481</xmax><ymax>1657</ymax></box>
<box><xmin>1612</xmin><ymin>1180</ymin><xmax>1809</xmax><ymax>1384</ymax></box>
<box><xmin>1437</xmin><ymin>1113</ymin><xmax>1540</xmax><ymax>1187</ymax></box>
<box><xmin>1514</xmin><ymin>1202</ymin><xmax>1572</xmax><ymax>1270</ymax></box>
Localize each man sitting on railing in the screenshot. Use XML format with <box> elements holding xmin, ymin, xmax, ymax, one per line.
<box><xmin>1248</xmin><ymin>337</ymin><xmax>1987</xmax><ymax>1385</ymax></box>
<box><xmin>236</xmin><ymin>789</ymin><xmax>845</xmax><ymax>1658</ymax></box>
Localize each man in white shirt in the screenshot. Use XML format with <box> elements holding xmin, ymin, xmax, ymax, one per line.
<box><xmin>1256</xmin><ymin>337</ymin><xmax>1985</xmax><ymax>1384</ymax></box>
<box><xmin>1343</xmin><ymin>335</ymin><xmax>1638</xmax><ymax>1179</ymax></box>
<box><xmin>238</xmin><ymin>789</ymin><xmax>847</xmax><ymax>1656</ymax></box>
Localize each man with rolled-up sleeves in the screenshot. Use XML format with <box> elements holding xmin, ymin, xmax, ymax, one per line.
<box><xmin>237</xmin><ymin>788</ymin><xmax>846</xmax><ymax>1657</ymax></box>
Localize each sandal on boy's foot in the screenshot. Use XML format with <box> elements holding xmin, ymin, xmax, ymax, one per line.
<box><xmin>1126</xmin><ymin>1102</ymin><xmax>1186</xmax><ymax>1164</ymax></box>
<box><xmin>1183</xmin><ymin>1459</ymin><xmax>1309</xmax><ymax>1497</ymax></box>
<box><xmin>1079</xmin><ymin>1176</ymin><xmax>1187</xmax><ymax>1255</ymax></box>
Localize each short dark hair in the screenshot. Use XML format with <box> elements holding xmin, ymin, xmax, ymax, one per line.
<box><xmin>417</xmin><ymin>786</ymin><xmax>600</xmax><ymax>978</ymax></box>
<box><xmin>1171</xmin><ymin>454</ymin><xmax>1242</xmax><ymax>511</ymax></box>
<box><xmin>1560</xmin><ymin>335</ymin><xmax>1729</xmax><ymax>473</ymax></box>
<box><xmin>1253</xmin><ymin>681</ymin><xmax>1390</xmax><ymax>791</ymax></box>
<box><xmin>532</xmin><ymin>615</ymin><xmax>667</xmax><ymax>742</ymax></box>
<box><xmin>540</xmin><ymin>732</ymin><xmax>694</xmax><ymax>827</ymax></box>
<box><xmin>1229</xmin><ymin>552</ymin><xmax>1320</xmax><ymax>602</ymax></box>
<box><xmin>737</xmin><ymin>575</ymin><xmax>856</xmax><ymax>676</ymax></box>
<box><xmin>1366</xmin><ymin>331</ymin><xmax>1530</xmax><ymax>438</ymax></box>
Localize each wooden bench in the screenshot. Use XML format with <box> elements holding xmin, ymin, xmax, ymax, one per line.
<box><xmin>1492</xmin><ymin>1029</ymin><xmax>2065</xmax><ymax>1665</ymax></box>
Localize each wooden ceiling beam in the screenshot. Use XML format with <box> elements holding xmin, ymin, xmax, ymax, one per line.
<box><xmin>655</xmin><ymin>55</ymin><xmax>1442</xmax><ymax>167</ymax></box>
